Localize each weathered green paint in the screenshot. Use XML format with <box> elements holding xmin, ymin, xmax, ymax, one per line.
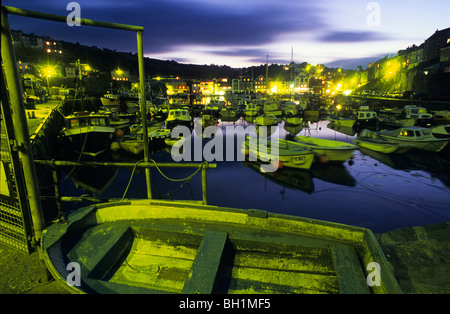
<box><xmin>182</xmin><ymin>231</ymin><xmax>228</xmax><ymax>294</ymax></box>
<box><xmin>331</xmin><ymin>244</ymin><xmax>370</xmax><ymax>294</ymax></box>
<box><xmin>41</xmin><ymin>200</ymin><xmax>401</xmax><ymax>294</ymax></box>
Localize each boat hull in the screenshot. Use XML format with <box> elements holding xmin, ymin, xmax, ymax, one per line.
<box><xmin>255</xmin><ymin>115</ymin><xmax>278</xmax><ymax>126</ymax></box>
<box><xmin>328</xmin><ymin>116</ymin><xmax>355</xmax><ymax>128</ymax></box>
<box><xmin>354</xmin><ymin>138</ymin><xmax>408</xmax><ymax>154</ymax></box>
<box><xmin>244</xmin><ymin>140</ymin><xmax>315</xmax><ymax>170</ymax></box>
<box><xmin>41</xmin><ymin>200</ymin><xmax>401</xmax><ymax>294</ymax></box>
<box><xmin>62</xmin><ymin>126</ymin><xmax>116</xmax><ymax>157</ymax></box>
<box><xmin>379</xmin><ymin>135</ymin><xmax>448</xmax><ymax>153</ymax></box>
<box><xmin>282</xmin><ymin>136</ymin><xmax>357</xmax><ymax>162</ymax></box>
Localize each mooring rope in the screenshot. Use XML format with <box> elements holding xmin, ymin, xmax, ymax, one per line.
<box><xmin>120</xmin><ymin>159</ymin><xmax>208</xmax><ymax>200</ymax></box>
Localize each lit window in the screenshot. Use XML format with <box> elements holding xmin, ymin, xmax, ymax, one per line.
<box><xmin>47</xmin><ymin>49</ymin><xmax>51</xmax><ymax>53</ymax></box>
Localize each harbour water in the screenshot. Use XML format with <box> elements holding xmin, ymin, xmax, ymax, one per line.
<box><xmin>59</xmin><ymin>118</ymin><xmax>450</xmax><ymax>233</ymax></box>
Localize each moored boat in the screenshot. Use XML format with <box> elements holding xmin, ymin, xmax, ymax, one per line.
<box><xmin>255</xmin><ymin>113</ymin><xmax>278</xmax><ymax>126</ymax></box>
<box><xmin>41</xmin><ymin>199</ymin><xmax>401</xmax><ymax>294</ymax></box>
<box><xmin>430</xmin><ymin>124</ymin><xmax>450</xmax><ymax>139</ymax></box>
<box><xmin>376</xmin><ymin>126</ymin><xmax>449</xmax><ymax>153</ymax></box>
<box><xmin>165</xmin><ymin>108</ymin><xmax>192</xmax><ymax>130</ymax></box>
<box><xmin>243</xmin><ymin>138</ymin><xmax>315</xmax><ymax>170</ymax></box>
<box><xmin>328</xmin><ymin>115</ymin><xmax>356</xmax><ymax>128</ymax></box>
<box><xmin>280</xmin><ymin>135</ymin><xmax>357</xmax><ymax>163</ymax></box>
<box><xmin>100</xmin><ymin>93</ymin><xmax>120</xmax><ymax>108</ymax></box>
<box><xmin>354</xmin><ymin>129</ymin><xmax>412</xmax><ymax>154</ymax></box>
<box><xmin>244</xmin><ymin>102</ymin><xmax>261</xmax><ymax>117</ymax></box>
<box><xmin>220</xmin><ymin>107</ymin><xmax>237</xmax><ymax>121</ymax></box>
<box><xmin>61</xmin><ymin>112</ymin><xmax>117</xmax><ymax>157</ymax></box>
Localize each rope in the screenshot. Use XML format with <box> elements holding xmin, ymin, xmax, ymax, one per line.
<box><xmin>120</xmin><ymin>159</ymin><xmax>208</xmax><ymax>200</ymax></box>
<box><xmin>149</xmin><ymin>159</ymin><xmax>207</xmax><ymax>182</ymax></box>
<box><xmin>121</xmin><ymin>159</ymin><xmax>145</xmax><ymax>200</ymax></box>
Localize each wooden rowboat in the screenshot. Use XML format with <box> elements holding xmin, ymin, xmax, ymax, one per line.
<box><xmin>279</xmin><ymin>136</ymin><xmax>357</xmax><ymax>162</ymax></box>
<box><xmin>243</xmin><ymin>138</ymin><xmax>315</xmax><ymax>170</ymax></box>
<box><xmin>41</xmin><ymin>200</ymin><xmax>401</xmax><ymax>294</ymax></box>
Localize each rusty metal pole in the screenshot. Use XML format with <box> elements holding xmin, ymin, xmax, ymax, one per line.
<box><xmin>1</xmin><ymin>7</ymin><xmax>45</xmax><ymax>243</ymax></box>
<box><xmin>137</xmin><ymin>30</ymin><xmax>152</xmax><ymax>199</ymax></box>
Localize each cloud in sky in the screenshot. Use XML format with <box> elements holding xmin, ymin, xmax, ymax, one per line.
<box><xmin>318</xmin><ymin>31</ymin><xmax>389</xmax><ymax>43</ymax></box>
<box><xmin>4</xmin><ymin>0</ymin><xmax>450</xmax><ymax>68</ymax></box>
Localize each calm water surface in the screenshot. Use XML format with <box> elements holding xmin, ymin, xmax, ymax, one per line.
<box><xmin>61</xmin><ymin>119</ymin><xmax>450</xmax><ymax>233</ymax></box>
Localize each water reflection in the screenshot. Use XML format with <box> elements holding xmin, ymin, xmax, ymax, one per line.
<box><xmin>61</xmin><ymin>119</ymin><xmax>450</xmax><ymax>233</ymax></box>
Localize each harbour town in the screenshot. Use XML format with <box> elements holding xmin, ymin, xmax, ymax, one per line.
<box><xmin>1</xmin><ymin>4</ymin><xmax>450</xmax><ymax>297</ymax></box>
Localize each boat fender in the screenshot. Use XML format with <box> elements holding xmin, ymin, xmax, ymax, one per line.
<box><xmin>272</xmin><ymin>160</ymin><xmax>283</xmax><ymax>169</ymax></box>
<box><xmin>318</xmin><ymin>155</ymin><xmax>330</xmax><ymax>164</ymax></box>
<box><xmin>110</xmin><ymin>141</ymin><xmax>120</xmax><ymax>151</ymax></box>
<box><xmin>115</xmin><ymin>129</ymin><xmax>124</xmax><ymax>138</ymax></box>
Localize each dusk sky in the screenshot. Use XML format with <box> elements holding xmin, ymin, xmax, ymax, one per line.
<box><xmin>4</xmin><ymin>0</ymin><xmax>450</xmax><ymax>69</ymax></box>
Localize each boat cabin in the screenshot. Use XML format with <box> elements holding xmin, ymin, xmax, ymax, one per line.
<box><xmin>168</xmin><ymin>109</ymin><xmax>190</xmax><ymax>121</ymax></box>
<box><xmin>403</xmin><ymin>106</ymin><xmax>433</xmax><ymax>119</ymax></box>
<box><xmin>64</xmin><ymin>114</ymin><xmax>111</xmax><ymax>129</ymax></box>
<box><xmin>385</xmin><ymin>126</ymin><xmax>436</xmax><ymax>140</ymax></box>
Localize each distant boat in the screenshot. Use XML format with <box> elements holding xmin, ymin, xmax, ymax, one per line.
<box><xmin>165</xmin><ymin>108</ymin><xmax>192</xmax><ymax>129</ymax></box>
<box><xmin>220</xmin><ymin>107</ymin><xmax>237</xmax><ymax>121</ymax></box>
<box><xmin>354</xmin><ymin>106</ymin><xmax>378</xmax><ymax>128</ymax></box>
<box><xmin>281</xmin><ymin>101</ymin><xmax>300</xmax><ymax>117</ymax></box>
<box><xmin>374</xmin><ymin>126</ymin><xmax>449</xmax><ymax>153</ymax></box>
<box><xmin>255</xmin><ymin>113</ymin><xmax>278</xmax><ymax>126</ymax></box>
<box><xmin>61</xmin><ymin>112</ymin><xmax>116</xmax><ymax>157</ymax></box>
<box><xmin>429</xmin><ymin>124</ymin><xmax>450</xmax><ymax>139</ymax></box>
<box><xmin>243</xmin><ymin>138</ymin><xmax>315</xmax><ymax>170</ymax></box>
<box><xmin>100</xmin><ymin>93</ymin><xmax>120</xmax><ymax>108</ymax></box>
<box><xmin>244</xmin><ymin>102</ymin><xmax>261</xmax><ymax>117</ymax></box>
<box><xmin>432</xmin><ymin>110</ymin><xmax>450</xmax><ymax>123</ymax></box>
<box><xmin>327</xmin><ymin>115</ymin><xmax>356</xmax><ymax>128</ymax></box>
<box><xmin>284</xmin><ymin>115</ymin><xmax>303</xmax><ymax>125</ymax></box>
<box><xmin>263</xmin><ymin>101</ymin><xmax>282</xmax><ymax>117</ymax></box>
<box><xmin>117</xmin><ymin>128</ymin><xmax>171</xmax><ymax>155</ymax></box>
<box><xmin>279</xmin><ymin>136</ymin><xmax>357</xmax><ymax>163</ymax></box>
<box><xmin>379</xmin><ymin>117</ymin><xmax>415</xmax><ymax>129</ymax></box>
<box><xmin>118</xmin><ymin>137</ymin><xmax>145</xmax><ymax>155</ymax></box>
<box><xmin>354</xmin><ymin>129</ymin><xmax>412</xmax><ymax>154</ymax></box>
<box><xmin>402</xmin><ymin>105</ymin><xmax>433</xmax><ymax>126</ymax></box>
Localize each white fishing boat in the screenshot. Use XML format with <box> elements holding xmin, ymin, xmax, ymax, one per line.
<box><xmin>280</xmin><ymin>136</ymin><xmax>357</xmax><ymax>163</ymax></box>
<box><xmin>376</xmin><ymin>126</ymin><xmax>449</xmax><ymax>153</ymax></box>
<box><xmin>402</xmin><ymin>106</ymin><xmax>433</xmax><ymax>126</ymax></box>
<box><xmin>354</xmin><ymin>129</ymin><xmax>413</xmax><ymax>154</ymax></box>
<box><xmin>165</xmin><ymin>108</ymin><xmax>192</xmax><ymax>129</ymax></box>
